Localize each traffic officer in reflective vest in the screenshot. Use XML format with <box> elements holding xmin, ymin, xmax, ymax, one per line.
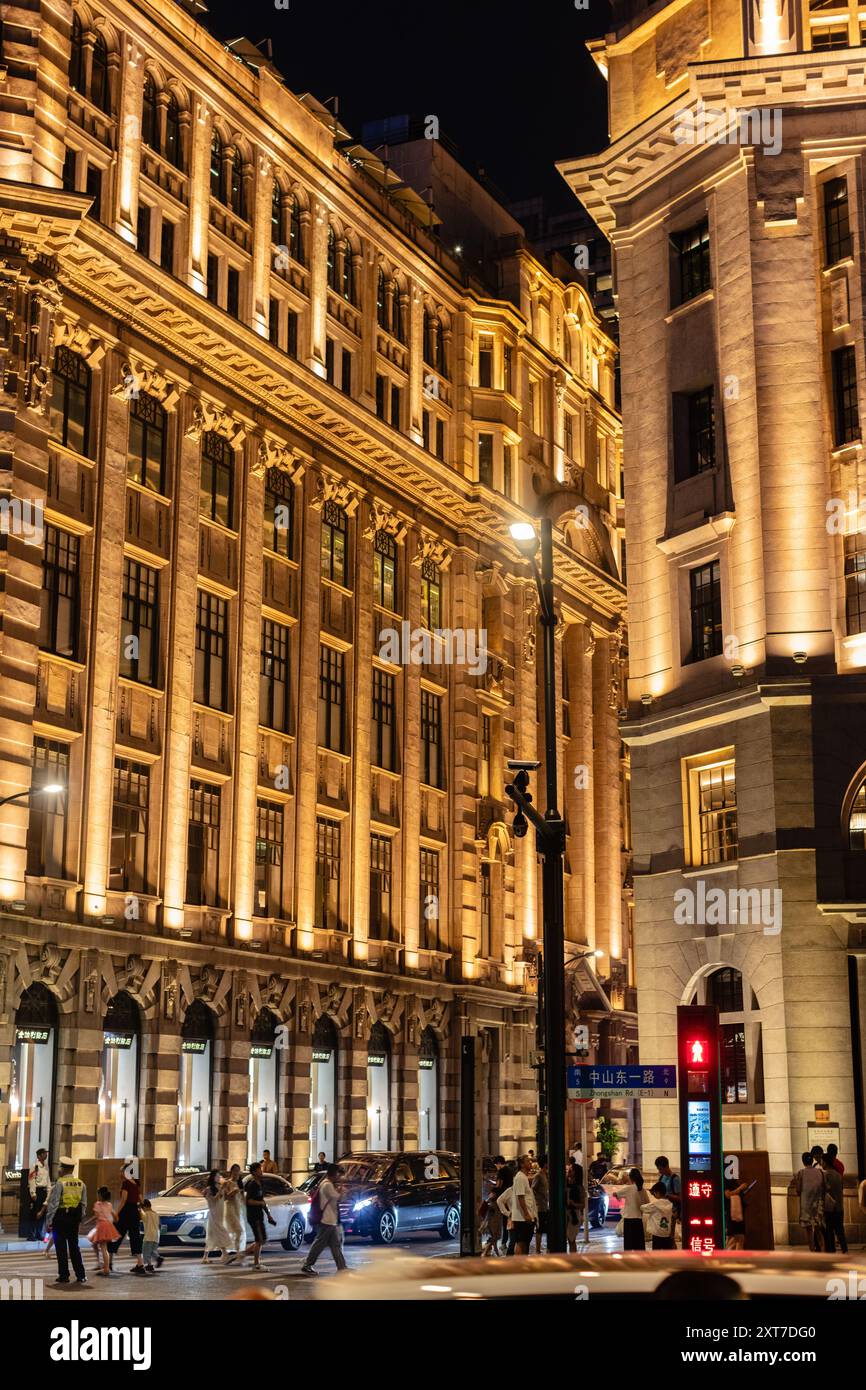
<box><xmin>45</xmin><ymin>1156</ymin><xmax>89</xmax><ymax>1287</ymax></box>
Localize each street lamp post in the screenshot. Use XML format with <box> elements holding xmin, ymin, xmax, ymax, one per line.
<box><xmin>0</xmin><ymin>784</ymin><xmax>64</xmax><ymax>810</ymax></box>
<box><xmin>507</xmin><ymin>517</ymin><xmax>567</xmax><ymax>1254</ymax></box>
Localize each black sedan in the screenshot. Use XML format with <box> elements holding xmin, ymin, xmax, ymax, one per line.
<box><xmin>305</xmin><ymin>1151</ymin><xmax>461</xmax><ymax>1244</ymax></box>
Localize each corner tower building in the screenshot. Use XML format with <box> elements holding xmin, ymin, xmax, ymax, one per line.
<box><xmin>561</xmin><ymin>0</ymin><xmax>866</xmax><ymax>1241</ymax></box>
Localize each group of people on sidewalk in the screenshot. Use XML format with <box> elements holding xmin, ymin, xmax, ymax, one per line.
<box><xmin>795</xmin><ymin>1144</ymin><xmax>849</xmax><ymax>1253</ymax></box>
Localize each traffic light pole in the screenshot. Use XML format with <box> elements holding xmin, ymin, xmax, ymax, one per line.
<box><xmin>506</xmin><ymin>518</ymin><xmax>567</xmax><ymax>1254</ymax></box>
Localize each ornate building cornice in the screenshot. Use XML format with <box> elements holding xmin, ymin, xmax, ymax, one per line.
<box><xmin>362</xmin><ymin>498</ymin><xmax>410</xmax><ymax>544</ymax></box>
<box><xmin>309</xmin><ymin>466</ymin><xmax>364</xmax><ymax>516</ymax></box>
<box><xmin>185</xmin><ymin>398</ymin><xmax>248</xmax><ymax>448</ymax></box>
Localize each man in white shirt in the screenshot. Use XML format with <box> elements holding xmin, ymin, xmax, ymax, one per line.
<box><xmin>510</xmin><ymin>1153</ymin><xmax>538</xmax><ymax>1255</ymax></box>
<box><xmin>301</xmin><ymin>1164</ymin><xmax>347</xmax><ymax>1275</ymax></box>
<box><xmin>28</xmin><ymin>1149</ymin><xmax>50</xmax><ymax>1240</ymax></box>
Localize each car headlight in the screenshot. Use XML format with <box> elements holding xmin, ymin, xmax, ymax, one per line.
<box><xmin>353</xmin><ymin>1197</ymin><xmax>374</xmax><ymax>1212</ymax></box>
<box><xmin>187</xmin><ymin>1210</ymin><xmax>208</xmax><ymax>1220</ymax></box>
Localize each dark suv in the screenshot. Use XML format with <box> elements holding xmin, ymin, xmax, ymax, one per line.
<box><xmin>307</xmin><ymin>1151</ymin><xmax>461</xmax><ymax>1244</ymax></box>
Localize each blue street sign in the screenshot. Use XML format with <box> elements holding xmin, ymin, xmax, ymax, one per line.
<box><xmin>567</xmin><ymin>1063</ymin><xmax>677</xmax><ymax>1100</ymax></box>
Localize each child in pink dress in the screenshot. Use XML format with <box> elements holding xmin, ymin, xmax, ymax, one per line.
<box><xmin>89</xmin><ymin>1186</ymin><xmax>121</xmax><ymax>1275</ymax></box>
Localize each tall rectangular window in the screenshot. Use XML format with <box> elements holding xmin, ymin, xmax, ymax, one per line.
<box><xmin>255</xmin><ymin>800</ymin><xmax>284</xmax><ymax>918</ymax></box>
<box><xmin>693</xmin><ymin>759</ymin><xmax>738</xmax><ymax>865</ymax></box>
<box><xmin>160</xmin><ymin>218</ymin><xmax>175</xmax><ymax>274</ymax></box>
<box><xmin>110</xmin><ymin>759</ymin><xmax>149</xmax><ymax>893</ymax></box>
<box><xmin>206</xmin><ymin>253</ymin><xmax>219</xmax><ymax>305</ymax></box>
<box><xmin>199</xmin><ymin>431</ymin><xmax>233</xmax><ymax>527</ymax></box>
<box><xmin>186</xmin><ymin>781</ymin><xmax>221</xmax><ymax>907</ymax></box>
<box><xmin>369</xmin><ymin>832</ymin><xmax>393</xmax><ymax>940</ymax></box>
<box><xmin>340</xmin><ymin>348</ymin><xmax>352</xmax><ymax>397</ymax></box>
<box><xmin>317</xmin><ymin>644</ymin><xmax>345</xmax><ymax>752</ymax></box>
<box><xmin>503</xmin><ymin>343</ymin><xmax>514</xmax><ymax>395</ymax></box>
<box><xmin>85</xmin><ymin>163</ymin><xmax>102</xmax><ymax>221</ymax></box>
<box><xmin>263</xmin><ymin>467</ymin><xmax>293</xmax><ymax>557</ymax></box>
<box><xmin>420</xmin><ymin>559</ymin><xmax>441</xmax><ymax>630</ymax></box>
<box><xmin>40</xmin><ymin>526</ymin><xmax>80</xmax><ymax>659</ymax></box>
<box><xmin>823</xmin><ymin>176</ymin><xmax>853</xmax><ymax>267</ymax></box>
<box><xmin>120</xmin><ymin>558</ymin><xmax>159</xmax><ymax>687</ymax></box>
<box><xmin>137</xmin><ymin>202</ymin><xmax>151</xmax><ymax>258</ymax></box>
<box><xmin>372</xmin><ymin>667</ymin><xmax>395</xmax><ymax>770</ymax></box>
<box><xmin>320</xmin><ymin>501</ymin><xmax>347</xmax><ymax>585</ymax></box>
<box><xmin>260</xmin><ymin>619</ymin><xmax>291</xmax><ymax>732</ymax></box>
<box><xmin>832</xmin><ymin>345</ymin><xmax>860</xmax><ymax>446</ymax></box>
<box><xmin>286</xmin><ymin>309</ymin><xmax>298</xmax><ymax>359</ymax></box>
<box><xmin>672</xmin><ymin>218</ymin><xmax>711</xmax><ymax>305</ymax></box>
<box><xmin>376</xmin><ymin>373</ymin><xmax>387</xmax><ymax>421</ymax></box>
<box><xmin>269</xmin><ymin>298</ymin><xmax>280</xmax><ymax>347</ymax></box>
<box><xmin>478</xmin><ymin>334</ymin><xmax>494</xmax><ymax>389</ymax></box>
<box><xmin>315</xmin><ymin>816</ymin><xmax>341</xmax><ymax>930</ymax></box>
<box><xmin>435</xmin><ymin>418</ymin><xmax>445</xmax><ymax>462</ymax></box>
<box><xmin>503</xmin><ymin>444</ymin><xmax>514</xmax><ymax>499</ymax></box>
<box><xmin>26</xmin><ymin>739</ymin><xmax>69</xmax><ymax>878</ymax></box>
<box><xmin>49</xmin><ymin>346</ymin><xmax>90</xmax><ymax>456</ymax></box>
<box><xmin>479</xmin><ymin>713</ymin><xmax>491</xmax><ymax>796</ymax></box>
<box><xmin>564</xmin><ymin>412</ymin><xmax>574</xmax><ymax>461</ymax></box>
<box><xmin>689</xmin><ymin>560</ymin><xmax>723</xmax><ymax>662</ymax></box>
<box><xmin>390</xmin><ymin>383</ymin><xmax>401</xmax><ymax>431</ymax></box>
<box><xmin>128</xmin><ymin>391</ymin><xmax>167</xmax><ymax>493</ymax></box>
<box><xmin>195</xmin><ymin>590</ymin><xmax>228</xmax><ymax>710</ymax></box>
<box><xmin>373</xmin><ymin>531</ymin><xmax>397</xmax><ymax>611</ymax></box>
<box><xmin>325</xmin><ymin>337</ymin><xmax>335</xmax><ymax>384</ymax></box>
<box><xmin>478</xmin><ymin>433</ymin><xmax>494</xmax><ymax>487</ymax></box>
<box><xmin>845</xmin><ymin>533</ymin><xmax>866</xmax><ymax>634</ymax></box>
<box><xmin>419</xmin><ymin>847</ymin><xmax>440</xmax><ymax>950</ymax></box>
<box><xmin>479</xmin><ymin>862</ymin><xmax>492</xmax><ymax>958</ymax></box>
<box><xmin>226</xmin><ymin>267</ymin><xmax>240</xmax><ymax>319</ymax></box>
<box><xmin>421</xmin><ymin>688</ymin><xmax>443</xmax><ymax>788</ymax></box>
<box><xmin>673</xmin><ymin>387</ymin><xmax>716</xmax><ymax>481</ymax></box>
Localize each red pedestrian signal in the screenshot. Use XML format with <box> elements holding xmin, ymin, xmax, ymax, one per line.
<box><xmin>688</xmin><ymin>1039</ymin><xmax>706</xmax><ymax>1064</ymax></box>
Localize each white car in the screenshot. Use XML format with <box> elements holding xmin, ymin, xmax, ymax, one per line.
<box><xmin>316</xmin><ymin>1248</ymin><xmax>866</xmax><ymax>1301</ymax></box>
<box><xmin>151</xmin><ymin>1171</ymin><xmax>310</xmax><ymax>1252</ymax></box>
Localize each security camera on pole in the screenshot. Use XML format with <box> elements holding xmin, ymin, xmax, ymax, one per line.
<box><xmin>506</xmin><ymin>518</ymin><xmax>567</xmax><ymax>1255</ymax></box>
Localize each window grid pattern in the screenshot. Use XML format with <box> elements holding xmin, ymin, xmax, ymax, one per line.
<box><xmin>697</xmin><ymin>762</ymin><xmax>738</xmax><ymax>865</ymax></box>
<box><xmin>689</xmin><ymin>560</ymin><xmax>723</xmax><ymax>662</ymax></box>
<box><xmin>421</xmin><ymin>689</ymin><xmax>443</xmax><ymax>789</ymax></box>
<box><xmin>369</xmin><ymin>832</ymin><xmax>393</xmax><ymax>941</ymax></box>
<box><xmin>120</xmin><ymin>558</ymin><xmax>159</xmax><ymax>687</ymax></box>
<box><xmin>315</xmin><ymin>816</ymin><xmax>341</xmax><ymax>931</ymax></box>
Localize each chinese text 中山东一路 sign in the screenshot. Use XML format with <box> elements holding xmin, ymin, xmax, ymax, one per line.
<box><xmin>566</xmin><ymin>1064</ymin><xmax>677</xmax><ymax>1100</ymax></box>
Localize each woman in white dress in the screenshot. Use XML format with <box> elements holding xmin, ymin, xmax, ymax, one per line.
<box><xmin>221</xmin><ymin>1164</ymin><xmax>247</xmax><ymax>1259</ymax></box>
<box><xmin>202</xmin><ymin>1170</ymin><xmax>233</xmax><ymax>1264</ymax></box>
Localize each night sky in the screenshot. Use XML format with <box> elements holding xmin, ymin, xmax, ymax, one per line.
<box><xmin>201</xmin><ymin>0</ymin><xmax>612</xmax><ymax>210</ymax></box>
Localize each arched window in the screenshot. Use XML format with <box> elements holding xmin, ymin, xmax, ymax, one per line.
<box><xmin>142</xmin><ymin>75</ymin><xmax>159</xmax><ymax>151</ymax></box>
<box><xmin>210</xmin><ymin>132</ymin><xmax>223</xmax><ymax>201</ymax></box>
<box><xmin>230</xmin><ymin>152</ymin><xmax>246</xmax><ymax>220</ymax></box>
<box><xmin>377</xmin><ymin>268</ymin><xmax>387</xmax><ymax>329</ymax></box>
<box><xmin>100</xmin><ymin>992</ymin><xmax>141</xmax><ymax>1158</ymax></box>
<box><xmin>691</xmin><ymin>968</ymin><xmax>763</xmax><ymax>1107</ymax></box>
<box><xmin>310</xmin><ymin>1014</ymin><xmax>338</xmax><ymax>1164</ymax></box>
<box><xmin>179</xmin><ymin>1000</ymin><xmax>214</xmax><ymax>1168</ymax></box>
<box><xmin>366</xmin><ymin>1021</ymin><xmax>391</xmax><ymax>1151</ymax></box>
<box><xmin>326</xmin><ymin>227</ymin><xmax>337</xmax><ymax>291</ymax></box>
<box><xmin>248</xmin><ymin>1008</ymin><xmax>280</xmax><ymax>1162</ymax></box>
<box><xmin>90</xmin><ymin>32</ymin><xmax>110</xmax><ymax>114</ymax></box>
<box><xmin>342</xmin><ymin>241</ymin><xmax>356</xmax><ymax>304</ymax></box>
<box><xmin>289</xmin><ymin>195</ymin><xmax>304</xmax><ymax>265</ymax></box>
<box><xmin>128</xmin><ymin>391</ymin><xmax>167</xmax><ymax>494</ymax></box>
<box><xmin>392</xmin><ymin>283</ymin><xmax>405</xmax><ymax>343</ymax></box>
<box><xmin>10</xmin><ymin>983</ymin><xmax>59</xmax><ymax>1170</ymax></box>
<box><xmin>69</xmin><ymin>14</ymin><xmax>84</xmax><ymax>94</ymax></box>
<box><xmin>271</xmin><ymin>182</ymin><xmax>284</xmax><ymax>244</ymax></box>
<box><xmin>165</xmin><ymin>94</ymin><xmax>182</xmax><ymax>170</ymax></box>
<box><xmin>848</xmin><ymin>776</ymin><xmax>866</xmax><ymax>848</ymax></box>
<box><xmin>49</xmin><ymin>346</ymin><xmax>91</xmax><ymax>456</ymax></box>
<box><xmin>418</xmin><ymin>1027</ymin><xmax>439</xmax><ymax>1148</ymax></box>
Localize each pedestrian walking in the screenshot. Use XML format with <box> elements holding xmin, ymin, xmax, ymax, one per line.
<box><xmin>723</xmin><ymin>1178</ymin><xmax>749</xmax><ymax>1250</ymax></box>
<box><xmin>28</xmin><ymin>1148</ymin><xmax>50</xmax><ymax>1240</ymax></box>
<box><xmin>240</xmin><ymin>1160</ymin><xmax>276</xmax><ymax>1270</ymax></box>
<box><xmin>495</xmin><ymin>1157</ymin><xmax>514</xmax><ymax>1254</ymax></box>
<box><xmin>301</xmin><ymin>1163</ymin><xmax>347</xmax><ymax>1275</ymax></box>
<box><xmin>109</xmin><ymin>1161</ymin><xmax>146</xmax><ymax>1274</ymax></box>
<box><xmin>260</xmin><ymin>1149</ymin><xmax>279</xmax><ymax>1174</ymax></box>
<box><xmin>141</xmin><ymin>1199</ymin><xmax>163</xmax><ymax>1272</ymax></box>
<box><xmin>820</xmin><ymin>1153</ymin><xmax>846</xmax><ymax>1254</ymax></box>
<box><xmin>565</xmin><ymin>1158</ymin><xmax>584</xmax><ymax>1252</ymax></box>
<box><xmin>202</xmin><ymin>1169</ymin><xmax>233</xmax><ymax>1264</ymax></box>
<box><xmin>510</xmin><ymin>1153</ymin><xmax>537</xmax><ymax>1255</ymax></box>
<box><xmin>45</xmin><ymin>1156</ymin><xmax>89</xmax><ymax>1288</ymax></box>
<box><xmin>642</xmin><ymin>1181</ymin><xmax>675</xmax><ymax>1249</ymax></box>
<box><xmin>795</xmin><ymin>1151</ymin><xmax>825</xmax><ymax>1252</ymax></box>
<box><xmin>654</xmin><ymin>1157</ymin><xmax>682</xmax><ymax>1247</ymax></box>
<box><xmin>88</xmin><ymin>1186</ymin><xmax>121</xmax><ymax>1276</ymax></box>
<box><xmin>611</xmin><ymin>1168</ymin><xmax>649</xmax><ymax>1250</ymax></box>
<box><xmin>826</xmin><ymin>1143</ymin><xmax>845</xmax><ymax>1177</ymax></box>
<box><xmin>221</xmin><ymin>1164</ymin><xmax>246</xmax><ymax>1257</ymax></box>
<box><xmin>531</xmin><ymin>1154</ymin><xmax>550</xmax><ymax>1253</ymax></box>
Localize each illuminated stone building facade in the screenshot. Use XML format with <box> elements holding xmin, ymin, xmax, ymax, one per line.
<box><xmin>562</xmin><ymin>0</ymin><xmax>866</xmax><ymax>1241</ymax></box>
<box><xmin>0</xmin><ymin>1</ymin><xmax>629</xmax><ymax>1213</ymax></box>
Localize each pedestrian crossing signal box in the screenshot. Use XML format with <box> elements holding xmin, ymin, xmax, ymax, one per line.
<box><xmin>676</xmin><ymin>1004</ymin><xmax>725</xmax><ymax>1254</ymax></box>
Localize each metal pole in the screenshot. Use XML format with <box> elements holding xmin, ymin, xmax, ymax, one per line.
<box><xmin>538</xmin><ymin>517</ymin><xmax>567</xmax><ymax>1254</ymax></box>
<box><xmin>583</xmin><ymin>1104</ymin><xmax>590</xmax><ymax>1244</ymax></box>
<box><xmin>536</xmin><ymin>953</ymin><xmax>546</xmax><ymax>1157</ymax></box>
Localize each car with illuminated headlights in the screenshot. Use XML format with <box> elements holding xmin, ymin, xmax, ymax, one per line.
<box><xmin>307</xmin><ymin>1151</ymin><xmax>461</xmax><ymax>1244</ymax></box>
<box><xmin>151</xmin><ymin>1171</ymin><xmax>310</xmax><ymax>1251</ymax></box>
